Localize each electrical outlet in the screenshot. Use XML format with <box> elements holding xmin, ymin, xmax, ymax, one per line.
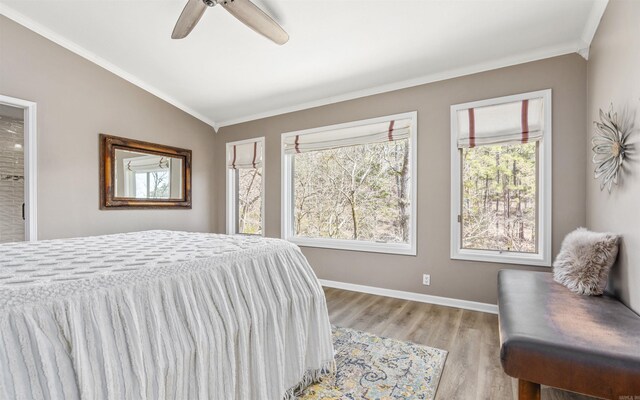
<box><xmin>422</xmin><ymin>274</ymin><xmax>431</xmax><ymax>286</ymax></box>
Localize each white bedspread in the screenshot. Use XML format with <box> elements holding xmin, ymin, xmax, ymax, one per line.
<box><xmin>0</xmin><ymin>231</ymin><xmax>334</xmax><ymax>400</ymax></box>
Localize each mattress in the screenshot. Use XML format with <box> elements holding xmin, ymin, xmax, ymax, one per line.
<box><xmin>0</xmin><ymin>230</ymin><xmax>334</xmax><ymax>400</ymax></box>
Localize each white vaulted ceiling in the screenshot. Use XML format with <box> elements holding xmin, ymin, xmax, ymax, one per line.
<box><xmin>0</xmin><ymin>0</ymin><xmax>607</xmax><ymax>129</ymax></box>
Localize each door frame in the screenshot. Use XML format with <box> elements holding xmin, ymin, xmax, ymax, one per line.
<box><xmin>0</xmin><ymin>95</ymin><xmax>37</xmax><ymax>241</ymax></box>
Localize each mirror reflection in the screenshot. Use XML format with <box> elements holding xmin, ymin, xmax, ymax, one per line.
<box><xmin>114</xmin><ymin>149</ymin><xmax>184</xmax><ymax>200</ymax></box>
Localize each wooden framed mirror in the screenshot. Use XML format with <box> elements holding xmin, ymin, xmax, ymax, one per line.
<box><xmin>99</xmin><ymin>134</ymin><xmax>192</xmax><ymax>209</ymax></box>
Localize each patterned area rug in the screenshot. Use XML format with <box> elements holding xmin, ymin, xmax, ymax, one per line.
<box><xmin>299</xmin><ymin>326</ymin><xmax>448</xmax><ymax>400</ymax></box>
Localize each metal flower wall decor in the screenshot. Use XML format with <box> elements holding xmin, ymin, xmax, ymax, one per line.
<box><xmin>592</xmin><ymin>105</ymin><xmax>629</xmax><ymax>193</ymax></box>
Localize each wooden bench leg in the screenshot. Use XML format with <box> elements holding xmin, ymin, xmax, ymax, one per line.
<box><xmin>518</xmin><ymin>379</ymin><xmax>541</xmax><ymax>400</ymax></box>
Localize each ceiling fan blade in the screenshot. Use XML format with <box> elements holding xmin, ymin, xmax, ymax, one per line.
<box><xmin>221</xmin><ymin>0</ymin><xmax>289</xmax><ymax>45</ymax></box>
<box><xmin>172</xmin><ymin>0</ymin><xmax>209</xmax><ymax>39</ymax></box>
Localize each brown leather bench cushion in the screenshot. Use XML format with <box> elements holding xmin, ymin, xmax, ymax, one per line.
<box><xmin>498</xmin><ymin>270</ymin><xmax>640</xmax><ymax>399</ymax></box>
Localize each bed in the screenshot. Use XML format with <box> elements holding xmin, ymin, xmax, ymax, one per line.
<box><xmin>0</xmin><ymin>230</ymin><xmax>334</xmax><ymax>400</ymax></box>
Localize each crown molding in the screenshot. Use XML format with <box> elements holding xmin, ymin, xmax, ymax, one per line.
<box><xmin>579</xmin><ymin>0</ymin><xmax>609</xmax><ymax>60</ymax></box>
<box><xmin>216</xmin><ymin>40</ymin><xmax>585</xmax><ymax>128</ymax></box>
<box><xmin>0</xmin><ymin>3</ymin><xmax>218</xmax><ymax>129</ymax></box>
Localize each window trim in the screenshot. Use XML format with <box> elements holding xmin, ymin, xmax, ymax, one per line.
<box><xmin>281</xmin><ymin>111</ymin><xmax>418</xmax><ymax>256</ymax></box>
<box><xmin>450</xmin><ymin>89</ymin><xmax>552</xmax><ymax>267</ymax></box>
<box><xmin>226</xmin><ymin>137</ymin><xmax>266</xmax><ymax>236</ymax></box>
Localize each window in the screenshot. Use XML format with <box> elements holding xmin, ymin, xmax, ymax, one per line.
<box><xmin>226</xmin><ymin>138</ymin><xmax>265</xmax><ymax>235</ymax></box>
<box><xmin>122</xmin><ymin>155</ymin><xmax>181</xmax><ymax>199</ymax></box>
<box><xmin>135</xmin><ymin>170</ymin><xmax>169</xmax><ymax>198</ymax></box>
<box><xmin>450</xmin><ymin>90</ymin><xmax>552</xmax><ymax>266</ymax></box>
<box><xmin>281</xmin><ymin>112</ymin><xmax>417</xmax><ymax>255</ymax></box>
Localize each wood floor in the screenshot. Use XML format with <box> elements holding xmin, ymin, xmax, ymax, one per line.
<box><xmin>324</xmin><ymin>287</ymin><xmax>599</xmax><ymax>400</ymax></box>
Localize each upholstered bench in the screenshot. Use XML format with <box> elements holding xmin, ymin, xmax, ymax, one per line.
<box><xmin>498</xmin><ymin>269</ymin><xmax>640</xmax><ymax>400</ymax></box>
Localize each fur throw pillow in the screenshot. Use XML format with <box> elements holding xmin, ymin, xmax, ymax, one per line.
<box><xmin>553</xmin><ymin>228</ymin><xmax>619</xmax><ymax>296</ymax></box>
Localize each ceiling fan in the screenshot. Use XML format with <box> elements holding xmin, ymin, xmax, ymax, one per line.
<box><xmin>172</xmin><ymin>0</ymin><xmax>289</xmax><ymax>45</ymax></box>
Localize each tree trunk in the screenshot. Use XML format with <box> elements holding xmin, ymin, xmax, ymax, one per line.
<box><xmin>349</xmin><ymin>194</ymin><xmax>358</xmax><ymax>240</ymax></box>
<box><xmin>484</xmin><ymin>175</ymin><xmax>489</xmax><ymax>211</ymax></box>
<box><xmin>396</xmin><ymin>143</ymin><xmax>410</xmax><ymax>242</ymax></box>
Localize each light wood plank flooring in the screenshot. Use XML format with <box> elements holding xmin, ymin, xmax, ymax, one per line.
<box><xmin>324</xmin><ymin>287</ymin><xmax>599</xmax><ymax>400</ymax></box>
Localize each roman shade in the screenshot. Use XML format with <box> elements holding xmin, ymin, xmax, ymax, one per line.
<box><xmin>283</xmin><ymin>117</ymin><xmax>412</xmax><ymax>155</ymax></box>
<box><xmin>456</xmin><ymin>97</ymin><xmax>544</xmax><ymax>148</ymax></box>
<box><xmin>125</xmin><ymin>155</ymin><xmax>172</xmax><ymax>173</ymax></box>
<box><xmin>227</xmin><ymin>140</ymin><xmax>263</xmax><ymax>169</ymax></box>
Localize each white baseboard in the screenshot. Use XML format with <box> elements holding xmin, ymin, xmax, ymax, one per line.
<box><xmin>319</xmin><ymin>279</ymin><xmax>498</xmax><ymax>315</ymax></box>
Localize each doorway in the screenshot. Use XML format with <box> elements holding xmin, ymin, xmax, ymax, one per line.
<box><xmin>0</xmin><ymin>95</ymin><xmax>37</xmax><ymax>242</ymax></box>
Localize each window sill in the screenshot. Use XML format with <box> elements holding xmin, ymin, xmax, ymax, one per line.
<box><xmin>287</xmin><ymin>236</ymin><xmax>416</xmax><ymax>256</ymax></box>
<box><xmin>451</xmin><ymin>248</ymin><xmax>551</xmax><ymax>267</ymax></box>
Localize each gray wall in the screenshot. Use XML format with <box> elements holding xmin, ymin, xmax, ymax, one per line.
<box><xmin>216</xmin><ymin>54</ymin><xmax>587</xmax><ymax>305</ymax></box>
<box><xmin>586</xmin><ymin>0</ymin><xmax>640</xmax><ymax>314</ymax></box>
<box><xmin>0</xmin><ymin>16</ymin><xmax>217</xmax><ymax>239</ymax></box>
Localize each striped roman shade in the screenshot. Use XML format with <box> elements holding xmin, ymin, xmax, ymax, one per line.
<box><xmin>283</xmin><ymin>118</ymin><xmax>411</xmax><ymax>155</ymax></box>
<box><xmin>227</xmin><ymin>140</ymin><xmax>263</xmax><ymax>169</ymax></box>
<box><xmin>125</xmin><ymin>155</ymin><xmax>171</xmax><ymax>173</ymax></box>
<box><xmin>456</xmin><ymin>97</ymin><xmax>545</xmax><ymax>148</ymax></box>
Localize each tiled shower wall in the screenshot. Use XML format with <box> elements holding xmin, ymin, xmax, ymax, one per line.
<box><xmin>0</xmin><ymin>115</ymin><xmax>24</xmax><ymax>243</ymax></box>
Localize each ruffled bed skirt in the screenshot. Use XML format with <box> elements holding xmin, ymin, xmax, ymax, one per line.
<box><xmin>0</xmin><ymin>232</ymin><xmax>335</xmax><ymax>400</ymax></box>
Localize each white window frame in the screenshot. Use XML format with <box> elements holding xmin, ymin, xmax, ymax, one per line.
<box><xmin>226</xmin><ymin>137</ymin><xmax>266</xmax><ymax>236</ymax></box>
<box><xmin>281</xmin><ymin>111</ymin><xmax>418</xmax><ymax>256</ymax></box>
<box><xmin>450</xmin><ymin>89</ymin><xmax>552</xmax><ymax>267</ymax></box>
